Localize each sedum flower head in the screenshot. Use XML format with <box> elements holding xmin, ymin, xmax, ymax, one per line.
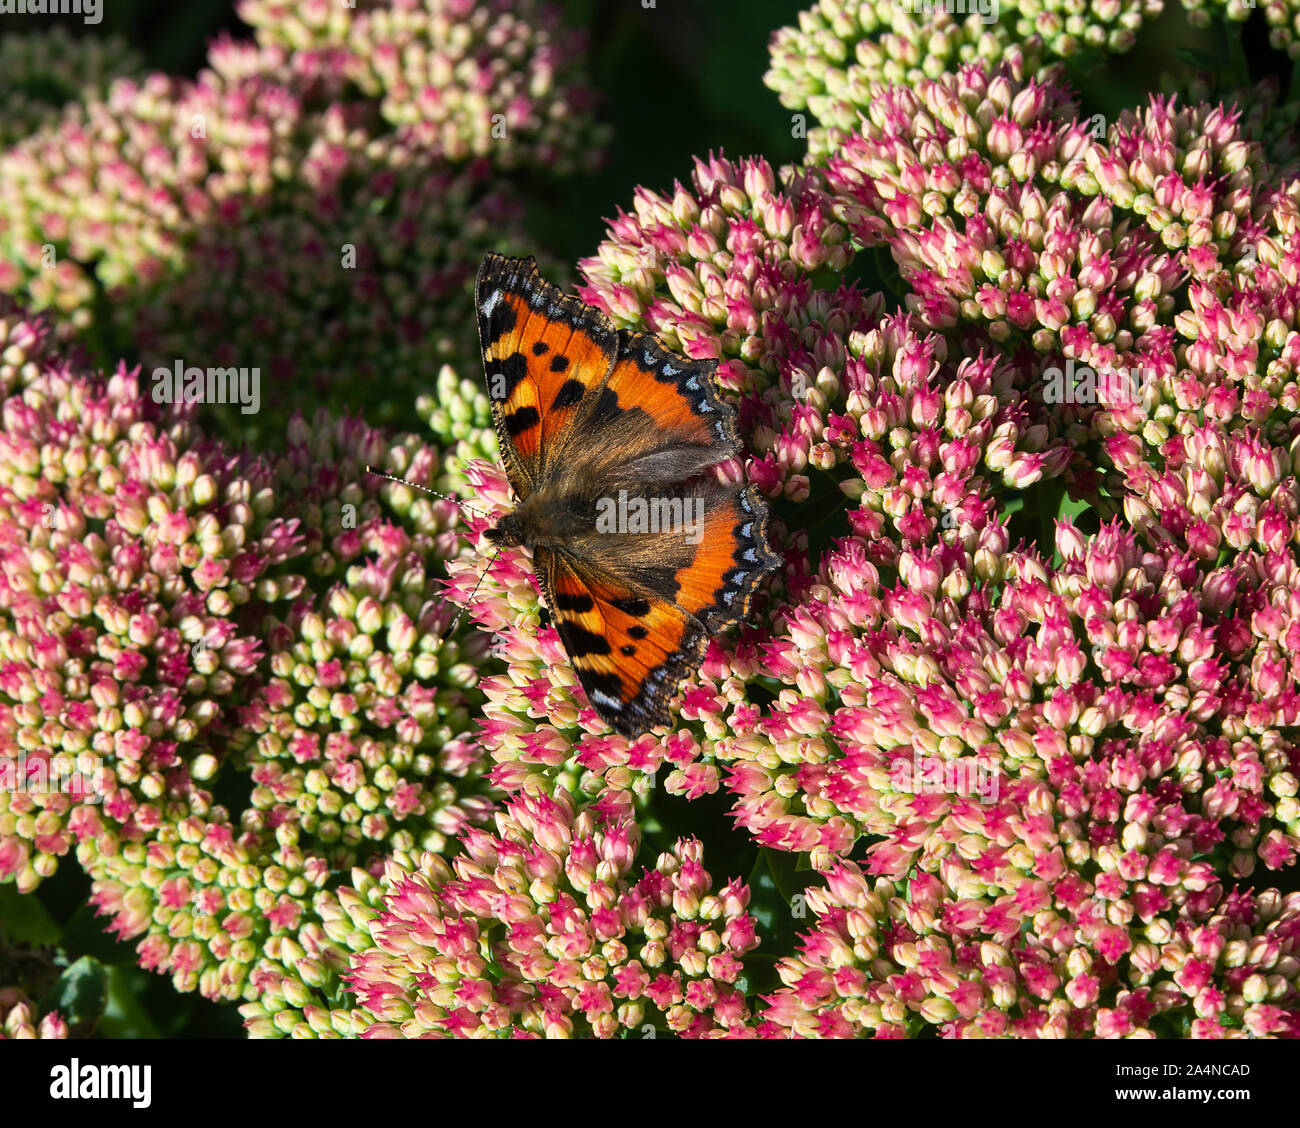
<box><xmin>0</xmin><ymin>352</ymin><xmax>292</xmax><ymax>893</ymax></box>
<box><xmin>0</xmin><ymin>35</ymin><xmax>550</xmax><ymax>437</ymax></box>
<box><xmin>0</xmin><ymin>27</ymin><xmax>146</xmax><ymax>149</ymax></box>
<box><xmin>1180</xmin><ymin>0</ymin><xmax>1300</xmax><ymax>57</ymax></box>
<box><xmin>822</xmin><ymin>66</ymin><xmax>1300</xmax><ymax>558</ymax></box>
<box><xmin>762</xmin><ymin>861</ymin><xmax>1300</xmax><ymax>1036</ymax></box>
<box><xmin>237</xmin><ymin>0</ymin><xmax>608</xmax><ymax>173</ymax></box>
<box><xmin>0</xmin><ymin>297</ymin><xmax>76</xmax><ymax>398</ymax></box>
<box><xmin>428</xmin><ymin>121</ymin><xmax>1300</xmax><ymax>1035</ymax></box>
<box><xmin>341</xmin><ymin>791</ymin><xmax>758</xmax><ymax>1038</ymax></box>
<box><xmin>0</xmin><ymin>40</ymin><xmax>352</xmax><ymax>342</ymax></box>
<box><xmin>0</xmin><ymin>987</ymin><xmax>67</xmax><ymax>1039</ymax></box>
<box><xmin>78</xmin><ymin>409</ymin><xmax>496</xmax><ymax>1005</ymax></box>
<box><xmin>129</xmin><ymin>143</ymin><xmax>531</xmax><ymax>441</ymax></box>
<box><xmin>765</xmin><ymin>0</ymin><xmax>1061</xmax><ymax>161</ymax></box>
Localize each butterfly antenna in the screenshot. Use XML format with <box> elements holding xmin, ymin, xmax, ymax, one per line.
<box><xmin>446</xmin><ymin>543</ymin><xmax>504</xmax><ymax>634</ymax></box>
<box><xmin>363</xmin><ymin>466</ymin><xmax>489</xmax><ymax>518</ymax></box>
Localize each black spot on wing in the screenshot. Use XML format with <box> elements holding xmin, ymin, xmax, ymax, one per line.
<box><xmin>613</xmin><ymin>597</ymin><xmax>651</xmax><ymax>617</ymax></box>
<box><xmin>555</xmin><ymin>590</ymin><xmax>594</xmax><ymax>613</ymax></box>
<box><xmin>586</xmin><ymin>386</ymin><xmax>622</xmax><ymax>428</ymax></box>
<box><xmin>550</xmin><ymin>354</ymin><xmax>570</xmax><ymax>373</ymax></box>
<box><xmin>493</xmin><ymin>351</ymin><xmax>528</xmax><ymax>398</ymax></box>
<box><xmin>505</xmin><ymin>406</ymin><xmax>540</xmax><ymax>437</ymax></box>
<box><xmin>532</xmin><ymin>341</ymin><xmax>550</xmax><ymax>355</ymax></box>
<box><xmin>620</xmin><ymin>645</ymin><xmax>636</xmax><ymax>657</ymax></box>
<box><xmin>627</xmin><ymin>625</ymin><xmax>648</xmax><ymax>640</ymax></box>
<box><xmin>551</xmin><ymin>379</ymin><xmax>585</xmax><ymax>410</ymax></box>
<box><xmin>561</xmin><ymin>621</ymin><xmax>612</xmax><ymax>658</ymax></box>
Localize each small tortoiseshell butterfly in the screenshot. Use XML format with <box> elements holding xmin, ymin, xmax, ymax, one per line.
<box><xmin>475</xmin><ymin>252</ymin><xmax>781</xmax><ymax>736</ymax></box>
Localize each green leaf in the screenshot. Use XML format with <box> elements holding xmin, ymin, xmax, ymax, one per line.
<box><xmin>99</xmin><ymin>966</ymin><xmax>163</xmax><ymax>1039</ymax></box>
<box><xmin>0</xmin><ymin>884</ymin><xmax>62</xmax><ymax>946</ymax></box>
<box><xmin>1174</xmin><ymin>46</ymin><xmax>1227</xmax><ymax>70</ymax></box>
<box><xmin>39</xmin><ymin>955</ymin><xmax>109</xmax><ymax>1035</ymax></box>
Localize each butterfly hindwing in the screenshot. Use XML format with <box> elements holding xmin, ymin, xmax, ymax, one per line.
<box><xmin>670</xmin><ymin>484</ymin><xmax>781</xmax><ymax>632</ymax></box>
<box><xmin>536</xmin><ymin>546</ymin><xmax>707</xmax><ymax>736</ymax></box>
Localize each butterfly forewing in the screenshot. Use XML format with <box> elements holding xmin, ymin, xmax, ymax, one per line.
<box><xmin>476</xmin><ymin>253</ymin><xmax>618</xmax><ymax>491</ymax></box>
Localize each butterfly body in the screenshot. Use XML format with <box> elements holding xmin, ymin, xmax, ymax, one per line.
<box><xmin>476</xmin><ymin>253</ymin><xmax>780</xmax><ymax>736</ymax></box>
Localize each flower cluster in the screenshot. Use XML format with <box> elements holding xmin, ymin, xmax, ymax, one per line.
<box><xmin>0</xmin><ymin>20</ymin><xmax>601</xmax><ymax>437</ymax></box>
<box><xmin>415</xmin><ymin>363</ymin><xmax>501</xmax><ymax>494</ymax></box>
<box><xmin>77</xmin><ymin>413</ymin><xmax>497</xmax><ymax>1003</ymax></box>
<box><xmin>0</xmin><ymin>40</ymin><xmax>350</xmax><ymax>342</ymax></box>
<box><xmin>766</xmin><ymin>0</ymin><xmax>1300</xmax><ymax>162</ymax></box>
<box><xmin>0</xmin><ymin>315</ymin><xmax>498</xmax><ymax>1008</ymax></box>
<box><xmin>763</xmin><ymin>863</ymin><xmax>1300</xmax><ymax>1036</ymax></box>
<box><xmin>823</xmin><ymin>68</ymin><xmax>1300</xmax><ymax>559</ymax></box>
<box><xmin>1182</xmin><ymin>74</ymin><xmax>1300</xmax><ymax>177</ymax></box>
<box><xmin>424</xmin><ymin>104</ymin><xmax>1300</xmax><ymax>1035</ymax></box>
<box><xmin>5</xmin><ymin>0</ymin><xmax>1300</xmax><ymax>1042</ymax></box>
<box><xmin>0</xmin><ymin>987</ymin><xmax>67</xmax><ymax>1039</ymax></box>
<box><xmin>236</xmin><ymin>0</ymin><xmax>608</xmax><ymax>173</ymax></box>
<box><xmin>130</xmin><ymin>142</ymin><xmax>530</xmax><ymax>440</ymax></box>
<box><xmin>0</xmin><ymin>297</ymin><xmax>74</xmax><ymax>398</ymax></box>
<box><xmin>0</xmin><ymin>27</ymin><xmax>145</xmax><ymax>149</ymax></box>
<box><xmin>0</xmin><ymin>356</ymin><xmax>287</xmax><ymax>893</ymax></box>
<box><xmin>332</xmin><ymin>792</ymin><xmax>758</xmax><ymax>1038</ymax></box>
<box><xmin>227</xmin><ymin>411</ymin><xmax>495</xmax><ymax>873</ymax></box>
<box><xmin>765</xmin><ymin>0</ymin><xmax>1060</xmax><ymax>161</ymax></box>
<box><xmin>1182</xmin><ymin>0</ymin><xmax>1300</xmax><ymax>57</ymax></box>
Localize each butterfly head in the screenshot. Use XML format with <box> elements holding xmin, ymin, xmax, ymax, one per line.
<box><xmin>484</xmin><ymin>512</ymin><xmax>525</xmax><ymax>548</ymax></box>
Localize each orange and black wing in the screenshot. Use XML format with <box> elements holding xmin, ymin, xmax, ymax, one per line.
<box><xmin>535</xmin><ymin>546</ymin><xmax>709</xmax><ymax>737</ymax></box>
<box><xmin>476</xmin><ymin>253</ymin><xmax>619</xmax><ymax>495</ymax></box>
<box><xmin>477</xmin><ymin>254</ymin><xmax>746</xmax><ymax>492</ymax></box>
<box><xmin>535</xmin><ymin>484</ymin><xmax>780</xmax><ymax>736</ymax></box>
<box><xmin>668</xmin><ymin>483</ymin><xmax>781</xmax><ymax>634</ymax></box>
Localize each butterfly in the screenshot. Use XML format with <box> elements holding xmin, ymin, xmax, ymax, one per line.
<box><xmin>475</xmin><ymin>252</ymin><xmax>781</xmax><ymax>737</ymax></box>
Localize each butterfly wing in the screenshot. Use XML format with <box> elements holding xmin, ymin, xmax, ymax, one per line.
<box><xmin>535</xmin><ymin>483</ymin><xmax>779</xmax><ymax>734</ymax></box>
<box><xmin>535</xmin><ymin>545</ymin><xmax>708</xmax><ymax>736</ymax></box>
<box><xmin>476</xmin><ymin>253</ymin><xmax>618</xmax><ymax>497</ymax></box>
<box><xmin>476</xmin><ymin>254</ymin><xmax>746</xmax><ymax>492</ymax></box>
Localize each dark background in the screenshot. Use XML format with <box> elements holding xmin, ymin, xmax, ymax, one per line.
<box><xmin>3</xmin><ymin>0</ymin><xmax>1285</xmax><ymax>267</ymax></box>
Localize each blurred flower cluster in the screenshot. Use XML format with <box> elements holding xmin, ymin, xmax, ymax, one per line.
<box><xmin>0</xmin><ymin>2</ymin><xmax>604</xmax><ymax>438</ymax></box>
<box><xmin>0</xmin><ymin>987</ymin><xmax>67</xmax><ymax>1039</ymax></box>
<box><xmin>237</xmin><ymin>0</ymin><xmax>608</xmax><ymax>173</ymax></box>
<box><xmin>0</xmin><ymin>26</ymin><xmax>145</xmax><ymax>149</ymax></box>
